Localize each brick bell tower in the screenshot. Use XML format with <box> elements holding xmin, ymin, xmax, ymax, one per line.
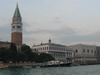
<box><xmin>11</xmin><ymin>3</ymin><xmax>23</xmax><ymax>47</ymax></box>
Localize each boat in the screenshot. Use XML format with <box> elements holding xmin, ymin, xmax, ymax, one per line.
<box><xmin>0</xmin><ymin>65</ymin><xmax>9</xmax><ymax>69</ymax></box>
<box><xmin>41</xmin><ymin>61</ymin><xmax>72</xmax><ymax>67</ymax></box>
<box><xmin>22</xmin><ymin>66</ymin><xmax>32</xmax><ymax>68</ymax></box>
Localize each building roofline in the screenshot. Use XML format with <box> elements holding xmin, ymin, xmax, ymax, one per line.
<box><xmin>33</xmin><ymin>42</ymin><xmax>66</xmax><ymax>47</ymax></box>
<box><xmin>68</xmin><ymin>43</ymin><xmax>96</xmax><ymax>47</ymax></box>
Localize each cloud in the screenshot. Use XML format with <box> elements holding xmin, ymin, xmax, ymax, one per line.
<box><xmin>0</xmin><ymin>18</ymin><xmax>10</xmax><ymax>27</ymax></box>
<box><xmin>0</xmin><ymin>26</ymin><xmax>10</xmax><ymax>42</ymax></box>
<box><xmin>24</xmin><ymin>32</ymin><xmax>56</xmax><ymax>46</ymax></box>
<box><xmin>23</xmin><ymin>26</ymin><xmax>100</xmax><ymax>46</ymax></box>
<box><xmin>23</xmin><ymin>27</ymin><xmax>76</xmax><ymax>46</ymax></box>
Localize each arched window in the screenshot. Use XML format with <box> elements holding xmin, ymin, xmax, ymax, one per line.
<box><xmin>47</xmin><ymin>47</ymin><xmax>48</xmax><ymax>50</ymax></box>
<box><xmin>12</xmin><ymin>26</ymin><xmax>15</xmax><ymax>28</ymax></box>
<box><xmin>17</xmin><ymin>26</ymin><xmax>21</xmax><ymax>28</ymax></box>
<box><xmin>95</xmin><ymin>51</ymin><xmax>96</xmax><ymax>54</ymax></box>
<box><xmin>75</xmin><ymin>49</ymin><xmax>78</xmax><ymax>53</ymax></box>
<box><xmin>83</xmin><ymin>49</ymin><xmax>85</xmax><ymax>53</ymax></box>
<box><xmin>87</xmin><ymin>49</ymin><xmax>89</xmax><ymax>53</ymax></box>
<box><xmin>91</xmin><ymin>50</ymin><xmax>93</xmax><ymax>53</ymax></box>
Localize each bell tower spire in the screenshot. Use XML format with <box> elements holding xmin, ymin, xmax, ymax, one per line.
<box><xmin>11</xmin><ymin>3</ymin><xmax>23</xmax><ymax>47</ymax></box>
<box><xmin>13</xmin><ymin>3</ymin><xmax>21</xmax><ymax>18</ymax></box>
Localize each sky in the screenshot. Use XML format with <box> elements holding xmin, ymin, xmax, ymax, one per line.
<box><xmin>0</xmin><ymin>0</ymin><xmax>100</xmax><ymax>47</ymax></box>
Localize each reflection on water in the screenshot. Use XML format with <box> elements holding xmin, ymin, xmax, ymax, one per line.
<box><xmin>0</xmin><ymin>65</ymin><xmax>100</xmax><ymax>75</ymax></box>
<box><xmin>0</xmin><ymin>68</ymin><xmax>31</xmax><ymax>75</ymax></box>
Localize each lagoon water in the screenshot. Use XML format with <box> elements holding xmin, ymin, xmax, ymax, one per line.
<box><xmin>0</xmin><ymin>65</ymin><xmax>100</xmax><ymax>75</ymax></box>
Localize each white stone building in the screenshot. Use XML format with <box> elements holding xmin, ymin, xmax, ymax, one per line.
<box><xmin>68</xmin><ymin>44</ymin><xmax>97</xmax><ymax>64</ymax></box>
<box><xmin>32</xmin><ymin>39</ymin><xmax>74</xmax><ymax>63</ymax></box>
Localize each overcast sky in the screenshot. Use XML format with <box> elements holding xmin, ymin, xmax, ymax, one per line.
<box><xmin>0</xmin><ymin>0</ymin><xmax>100</xmax><ymax>46</ymax></box>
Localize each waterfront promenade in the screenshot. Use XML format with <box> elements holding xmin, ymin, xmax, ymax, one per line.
<box><xmin>0</xmin><ymin>61</ymin><xmax>99</xmax><ymax>69</ymax></box>
<box><xmin>0</xmin><ymin>62</ymin><xmax>42</xmax><ymax>68</ymax></box>
<box><xmin>0</xmin><ymin>62</ymin><xmax>72</xmax><ymax>68</ymax></box>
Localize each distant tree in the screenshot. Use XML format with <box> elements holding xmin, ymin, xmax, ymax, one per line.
<box><xmin>28</xmin><ymin>52</ymin><xmax>38</xmax><ymax>62</ymax></box>
<box><xmin>0</xmin><ymin>48</ymin><xmax>9</xmax><ymax>62</ymax></box>
<box><xmin>8</xmin><ymin>43</ymin><xmax>17</xmax><ymax>61</ymax></box>
<box><xmin>21</xmin><ymin>44</ymin><xmax>33</xmax><ymax>61</ymax></box>
<box><xmin>38</xmin><ymin>53</ymin><xmax>55</xmax><ymax>63</ymax></box>
<box><xmin>0</xmin><ymin>44</ymin><xmax>55</xmax><ymax>63</ymax></box>
<box><xmin>9</xmin><ymin>43</ymin><xmax>17</xmax><ymax>52</ymax></box>
<box><xmin>16</xmin><ymin>52</ymin><xmax>27</xmax><ymax>61</ymax></box>
<box><xmin>21</xmin><ymin>44</ymin><xmax>32</xmax><ymax>55</ymax></box>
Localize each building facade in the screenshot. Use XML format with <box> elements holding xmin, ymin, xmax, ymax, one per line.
<box><xmin>0</xmin><ymin>41</ymin><xmax>11</xmax><ymax>49</ymax></box>
<box><xmin>96</xmin><ymin>46</ymin><xmax>100</xmax><ymax>63</ymax></box>
<box><xmin>11</xmin><ymin>4</ymin><xmax>23</xmax><ymax>47</ymax></box>
<box><xmin>68</xmin><ymin>44</ymin><xmax>97</xmax><ymax>64</ymax></box>
<box><xmin>32</xmin><ymin>39</ymin><xmax>74</xmax><ymax>63</ymax></box>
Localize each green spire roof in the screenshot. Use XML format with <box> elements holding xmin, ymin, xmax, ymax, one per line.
<box><xmin>13</xmin><ymin>3</ymin><xmax>21</xmax><ymax>18</ymax></box>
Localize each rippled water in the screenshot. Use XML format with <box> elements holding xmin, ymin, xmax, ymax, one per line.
<box><xmin>0</xmin><ymin>65</ymin><xmax>100</xmax><ymax>75</ymax></box>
